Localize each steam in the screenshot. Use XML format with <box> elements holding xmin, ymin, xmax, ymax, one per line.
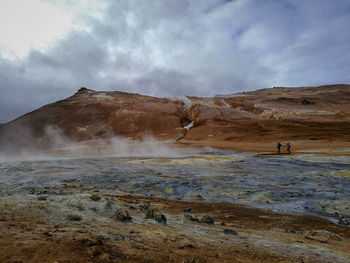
<box><xmin>167</xmin><ymin>96</ymin><xmax>192</xmax><ymax>109</ymax></box>
<box><xmin>0</xmin><ymin>125</ymin><xmax>200</xmax><ymax>162</ymax></box>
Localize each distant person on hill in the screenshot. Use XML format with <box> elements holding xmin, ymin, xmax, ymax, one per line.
<box><xmin>286</xmin><ymin>142</ymin><xmax>291</xmax><ymax>154</ymax></box>
<box><xmin>277</xmin><ymin>142</ymin><xmax>283</xmax><ymax>153</ymax></box>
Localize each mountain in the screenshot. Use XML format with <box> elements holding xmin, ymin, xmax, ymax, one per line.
<box><xmin>1</xmin><ymin>84</ymin><xmax>350</xmax><ymax>153</ymax></box>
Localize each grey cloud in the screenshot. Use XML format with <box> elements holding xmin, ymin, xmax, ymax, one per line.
<box><xmin>1</xmin><ymin>0</ymin><xmax>350</xmax><ymax>123</ymax></box>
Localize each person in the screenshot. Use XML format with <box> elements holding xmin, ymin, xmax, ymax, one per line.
<box><xmin>277</xmin><ymin>142</ymin><xmax>283</xmax><ymax>153</ymax></box>
<box><xmin>286</xmin><ymin>142</ymin><xmax>291</xmax><ymax>154</ymax></box>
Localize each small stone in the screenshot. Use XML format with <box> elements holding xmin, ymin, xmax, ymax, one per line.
<box><xmin>80</xmin><ymin>232</ymin><xmax>103</xmax><ymax>246</ymax></box>
<box><xmin>43</xmin><ymin>231</ymin><xmax>53</xmax><ymax>237</ymax></box>
<box><xmin>183</xmin><ymin>207</ymin><xmax>192</xmax><ymax>213</ymax></box>
<box><xmin>338</xmin><ymin>218</ymin><xmax>349</xmax><ymax>226</ymax></box>
<box><xmin>104</xmin><ymin>197</ymin><xmax>113</xmax><ymax>211</ymax></box>
<box><xmin>145</xmin><ymin>208</ymin><xmax>155</xmax><ymax>219</ymax></box>
<box><xmin>200</xmin><ymin>215</ymin><xmax>214</xmax><ymax>224</ymax></box>
<box><xmin>178</xmin><ymin>242</ymin><xmax>195</xmax><ymax>249</ymax></box>
<box><xmin>99</xmin><ymin>252</ymin><xmax>110</xmax><ymax>261</ymax></box>
<box><xmin>114</xmin><ymin>234</ymin><xmax>125</xmax><ymax>241</ymax></box>
<box><xmin>184</xmin><ymin>214</ymin><xmax>199</xmax><ymax>222</ymax></box>
<box><xmin>223</xmin><ymin>229</ymin><xmax>238</xmax><ymax>235</ymax></box>
<box><xmin>67</xmin><ymin>214</ymin><xmax>82</xmax><ymax>221</ymax></box>
<box><xmin>37</xmin><ymin>196</ymin><xmax>47</xmax><ymax>201</ymax></box>
<box><xmin>87</xmin><ymin>246</ymin><xmax>103</xmax><ymax>257</ymax></box>
<box><xmin>139</xmin><ymin>203</ymin><xmax>149</xmax><ymax>212</ymax></box>
<box><xmin>113</xmin><ymin>208</ymin><xmax>132</xmax><ymax>222</ymax></box>
<box><xmin>89</xmin><ymin>194</ymin><xmax>101</xmax><ymax>201</ymax></box>
<box><xmin>285</xmin><ymin>227</ymin><xmax>296</xmax><ymax>233</ymax></box>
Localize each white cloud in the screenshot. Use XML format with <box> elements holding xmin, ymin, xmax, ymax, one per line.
<box><xmin>0</xmin><ymin>0</ymin><xmax>75</xmax><ymax>58</ymax></box>
<box><xmin>0</xmin><ymin>0</ymin><xmax>350</xmax><ymax>123</ymax></box>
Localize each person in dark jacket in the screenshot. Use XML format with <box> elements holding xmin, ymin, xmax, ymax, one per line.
<box><xmin>286</xmin><ymin>142</ymin><xmax>291</xmax><ymax>153</ymax></box>
<box><xmin>277</xmin><ymin>142</ymin><xmax>283</xmax><ymax>153</ymax></box>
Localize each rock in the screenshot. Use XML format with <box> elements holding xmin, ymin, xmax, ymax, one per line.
<box><xmin>114</xmin><ymin>234</ymin><xmax>125</xmax><ymax>241</ymax></box>
<box><xmin>89</xmin><ymin>194</ymin><xmax>101</xmax><ymax>201</ymax></box>
<box><xmin>183</xmin><ymin>207</ymin><xmax>192</xmax><ymax>213</ymax></box>
<box><xmin>200</xmin><ymin>215</ymin><xmax>214</xmax><ymax>224</ymax></box>
<box><xmin>104</xmin><ymin>198</ymin><xmax>113</xmax><ymax>211</ymax></box>
<box><xmin>37</xmin><ymin>196</ymin><xmax>47</xmax><ymax>201</ymax></box>
<box><xmin>178</xmin><ymin>242</ymin><xmax>195</xmax><ymax>249</ymax></box>
<box><xmin>338</xmin><ymin>218</ymin><xmax>349</xmax><ymax>226</ymax></box>
<box><xmin>184</xmin><ymin>213</ymin><xmax>199</xmax><ymax>222</ymax></box>
<box><xmin>139</xmin><ymin>203</ymin><xmax>149</xmax><ymax>212</ymax></box>
<box><xmin>223</xmin><ymin>229</ymin><xmax>238</xmax><ymax>235</ymax></box>
<box><xmin>145</xmin><ymin>208</ymin><xmax>167</xmax><ymax>225</ymax></box>
<box><xmin>87</xmin><ymin>246</ymin><xmax>103</xmax><ymax>257</ymax></box>
<box><xmin>80</xmin><ymin>232</ymin><xmax>103</xmax><ymax>246</ymax></box>
<box><xmin>113</xmin><ymin>208</ymin><xmax>132</xmax><ymax>222</ymax></box>
<box><xmin>99</xmin><ymin>253</ymin><xmax>110</xmax><ymax>261</ymax></box>
<box><xmin>154</xmin><ymin>210</ymin><xmax>167</xmax><ymax>225</ymax></box>
<box><xmin>285</xmin><ymin>227</ymin><xmax>296</xmax><ymax>233</ymax></box>
<box><xmin>301</xmin><ymin>99</ymin><xmax>312</xmax><ymax>105</ymax></box>
<box><xmin>304</xmin><ymin>230</ymin><xmax>342</xmax><ymax>243</ymax></box>
<box><xmin>67</xmin><ymin>214</ymin><xmax>83</xmax><ymax>221</ymax></box>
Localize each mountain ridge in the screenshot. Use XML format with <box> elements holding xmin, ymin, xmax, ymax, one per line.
<box><xmin>1</xmin><ymin>84</ymin><xmax>350</xmax><ymax>153</ymax></box>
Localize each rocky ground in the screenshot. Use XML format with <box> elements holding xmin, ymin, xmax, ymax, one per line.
<box><xmin>1</xmin><ymin>181</ymin><xmax>350</xmax><ymax>263</ymax></box>
<box><xmin>1</xmin><ymin>84</ymin><xmax>350</xmax><ymax>262</ymax></box>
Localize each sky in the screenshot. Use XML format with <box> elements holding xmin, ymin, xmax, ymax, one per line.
<box><xmin>0</xmin><ymin>0</ymin><xmax>350</xmax><ymax>123</ymax></box>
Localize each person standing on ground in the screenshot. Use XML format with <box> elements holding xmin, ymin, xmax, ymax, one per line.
<box><xmin>286</xmin><ymin>142</ymin><xmax>291</xmax><ymax>154</ymax></box>
<box><xmin>277</xmin><ymin>142</ymin><xmax>283</xmax><ymax>153</ymax></box>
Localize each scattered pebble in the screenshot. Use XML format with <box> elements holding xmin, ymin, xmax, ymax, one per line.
<box><xmin>67</xmin><ymin>214</ymin><xmax>83</xmax><ymax>221</ymax></box>
<box><xmin>223</xmin><ymin>229</ymin><xmax>238</xmax><ymax>235</ymax></box>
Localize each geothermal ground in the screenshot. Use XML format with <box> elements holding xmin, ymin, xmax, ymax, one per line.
<box><xmin>0</xmin><ymin>84</ymin><xmax>350</xmax><ymax>262</ymax></box>
<box><xmin>0</xmin><ymin>149</ymin><xmax>350</xmax><ymax>262</ymax></box>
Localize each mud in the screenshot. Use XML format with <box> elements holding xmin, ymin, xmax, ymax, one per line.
<box><xmin>0</xmin><ymin>151</ymin><xmax>350</xmax><ymax>262</ymax></box>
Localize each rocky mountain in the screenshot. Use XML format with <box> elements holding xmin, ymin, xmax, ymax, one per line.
<box><xmin>1</xmin><ymin>84</ymin><xmax>350</xmax><ymax>153</ymax></box>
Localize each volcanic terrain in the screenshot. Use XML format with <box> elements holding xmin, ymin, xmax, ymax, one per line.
<box><xmin>0</xmin><ymin>84</ymin><xmax>350</xmax><ymax>263</ymax></box>
<box><xmin>1</xmin><ymin>84</ymin><xmax>350</xmax><ymax>154</ymax></box>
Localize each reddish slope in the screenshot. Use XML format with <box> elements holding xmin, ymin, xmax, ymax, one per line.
<box><xmin>1</xmin><ymin>85</ymin><xmax>350</xmax><ymax>153</ymax></box>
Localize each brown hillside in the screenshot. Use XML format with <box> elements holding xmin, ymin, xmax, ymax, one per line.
<box><xmin>1</xmin><ymin>84</ymin><xmax>350</xmax><ymax>153</ymax></box>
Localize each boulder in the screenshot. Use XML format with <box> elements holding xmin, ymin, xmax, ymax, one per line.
<box><xmin>145</xmin><ymin>208</ymin><xmax>167</xmax><ymax>225</ymax></box>
<box><xmin>154</xmin><ymin>210</ymin><xmax>167</xmax><ymax>225</ymax></box>
<box><xmin>304</xmin><ymin>230</ymin><xmax>342</xmax><ymax>243</ymax></box>
<box><xmin>200</xmin><ymin>215</ymin><xmax>214</xmax><ymax>224</ymax></box>
<box><xmin>113</xmin><ymin>208</ymin><xmax>132</xmax><ymax>222</ymax></box>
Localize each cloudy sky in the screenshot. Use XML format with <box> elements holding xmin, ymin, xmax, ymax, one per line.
<box><xmin>0</xmin><ymin>0</ymin><xmax>350</xmax><ymax>123</ymax></box>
